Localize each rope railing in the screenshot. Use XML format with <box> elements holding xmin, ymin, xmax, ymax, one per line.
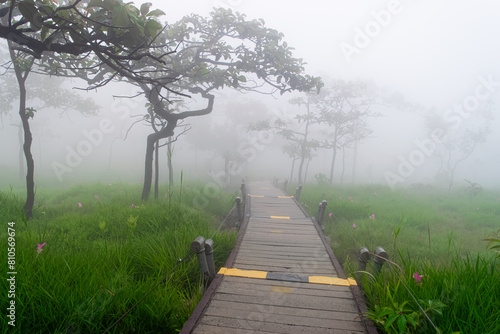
<box><xmin>296</xmin><ymin>191</ymin><xmax>441</xmax><ymax>334</ymax></box>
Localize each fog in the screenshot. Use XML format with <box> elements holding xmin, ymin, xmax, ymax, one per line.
<box><xmin>1</xmin><ymin>0</ymin><xmax>500</xmax><ymax>190</ymax></box>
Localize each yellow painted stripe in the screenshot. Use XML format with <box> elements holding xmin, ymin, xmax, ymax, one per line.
<box><xmin>218</xmin><ymin>267</ymin><xmax>357</xmax><ymax>287</ymax></box>
<box><xmin>270</xmin><ymin>230</ymin><xmax>283</xmax><ymax>233</ymax></box>
<box><xmin>218</xmin><ymin>267</ymin><xmax>267</xmax><ymax>279</ymax></box>
<box><xmin>308</xmin><ymin>276</ymin><xmax>357</xmax><ymax>286</ymax></box>
<box><xmin>248</xmin><ymin>194</ymin><xmax>265</xmax><ymax>197</ymax></box>
<box><xmin>270</xmin><ymin>216</ymin><xmax>290</xmax><ymax>219</ymax></box>
<box><xmin>277</xmin><ymin>196</ymin><xmax>293</xmax><ymax>198</ymax></box>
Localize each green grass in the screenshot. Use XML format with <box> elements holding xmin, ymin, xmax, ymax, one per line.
<box><xmin>0</xmin><ymin>182</ymin><xmax>237</xmax><ymax>333</ymax></box>
<box><xmin>294</xmin><ymin>183</ymin><xmax>500</xmax><ymax>334</ymax></box>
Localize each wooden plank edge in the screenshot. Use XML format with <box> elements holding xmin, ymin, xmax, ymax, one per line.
<box><xmin>180</xmin><ymin>187</ymin><xmax>253</xmax><ymax>334</ymax></box>
<box><xmin>291</xmin><ymin>194</ymin><xmax>379</xmax><ymax>334</ymax></box>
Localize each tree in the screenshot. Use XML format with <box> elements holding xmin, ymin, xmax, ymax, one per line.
<box><xmin>249</xmin><ymin>96</ymin><xmax>321</xmax><ymax>185</ymax></box>
<box><xmin>424</xmin><ymin>103</ymin><xmax>493</xmax><ymax>190</ymax></box>
<box><xmin>1</xmin><ymin>0</ymin><xmax>173</xmax><ymax>217</ymax></box>
<box><xmin>314</xmin><ymin>80</ymin><xmax>376</xmax><ymax>184</ymax></box>
<box><xmin>122</xmin><ymin>9</ymin><xmax>322</xmax><ymax>199</ymax></box>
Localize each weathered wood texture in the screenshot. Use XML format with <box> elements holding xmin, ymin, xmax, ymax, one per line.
<box><xmin>183</xmin><ymin>181</ymin><xmax>374</xmax><ymax>334</ymax></box>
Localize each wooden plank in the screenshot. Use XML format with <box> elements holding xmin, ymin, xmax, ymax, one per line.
<box><xmin>212</xmin><ymin>290</ymin><xmax>359</xmax><ymax>312</ymax></box>
<box><xmin>222</xmin><ymin>275</ymin><xmax>348</xmax><ymax>291</ymax></box>
<box><xmin>203</xmin><ymin>307</ymin><xmax>365</xmax><ymax>331</ymax></box>
<box><xmin>208</xmin><ymin>299</ymin><xmax>359</xmax><ymax>321</ymax></box>
<box><xmin>192</xmin><ymin>324</ymin><xmax>277</xmax><ymax>334</ymax></box>
<box><xmin>198</xmin><ymin>316</ymin><xmax>365</xmax><ymax>334</ymax></box>
<box><xmin>217</xmin><ymin>281</ymin><xmax>354</xmax><ymax>299</ymax></box>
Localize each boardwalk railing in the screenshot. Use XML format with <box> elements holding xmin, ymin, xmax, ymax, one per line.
<box><xmin>181</xmin><ymin>181</ymin><xmax>378</xmax><ymax>334</ymax></box>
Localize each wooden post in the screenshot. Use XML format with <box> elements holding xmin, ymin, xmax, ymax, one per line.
<box><xmin>357</xmin><ymin>247</ymin><xmax>371</xmax><ymax>284</ymax></box>
<box><xmin>373</xmin><ymin>246</ymin><xmax>388</xmax><ymax>274</ymax></box>
<box><xmin>240</xmin><ymin>181</ymin><xmax>246</xmax><ymax>203</ymax></box>
<box><xmin>295</xmin><ymin>185</ymin><xmax>303</xmax><ymax>201</ymax></box>
<box><xmin>191</xmin><ymin>236</ymin><xmax>209</xmax><ymax>287</ymax></box>
<box><xmin>317</xmin><ymin>200</ymin><xmax>327</xmax><ymax>226</ymax></box>
<box><xmin>236</xmin><ymin>197</ymin><xmax>243</xmax><ymax>222</ymax></box>
<box><xmin>204</xmin><ymin>239</ymin><xmax>216</xmax><ymax>283</ymax></box>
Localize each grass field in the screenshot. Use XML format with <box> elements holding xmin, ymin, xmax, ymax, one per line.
<box><xmin>293</xmin><ymin>183</ymin><xmax>500</xmax><ymax>334</ymax></box>
<box><xmin>0</xmin><ymin>182</ymin><xmax>238</xmax><ymax>333</ymax></box>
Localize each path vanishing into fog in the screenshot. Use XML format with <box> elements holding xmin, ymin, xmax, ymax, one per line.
<box><xmin>181</xmin><ymin>181</ymin><xmax>376</xmax><ymax>334</ymax></box>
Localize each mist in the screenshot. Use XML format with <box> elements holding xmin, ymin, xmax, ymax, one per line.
<box><xmin>1</xmin><ymin>0</ymin><xmax>500</xmax><ymax>191</ymax></box>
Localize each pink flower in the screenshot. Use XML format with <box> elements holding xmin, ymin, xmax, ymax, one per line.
<box><xmin>352</xmin><ymin>223</ymin><xmax>357</xmax><ymax>229</ymax></box>
<box><xmin>37</xmin><ymin>242</ymin><xmax>46</xmax><ymax>254</ymax></box>
<box><xmin>94</xmin><ymin>195</ymin><xmax>99</xmax><ymax>199</ymax></box>
<box><xmin>216</xmin><ymin>195</ymin><xmax>220</xmax><ymax>201</ymax></box>
<box><xmin>78</xmin><ymin>202</ymin><xmax>82</xmax><ymax>207</ymax></box>
<box><xmin>329</xmin><ymin>213</ymin><xmax>332</xmax><ymax>218</ymax></box>
<box><xmin>349</xmin><ymin>196</ymin><xmax>353</xmax><ymax>201</ymax></box>
<box><xmin>413</xmin><ymin>272</ymin><xmax>424</xmax><ymax>283</ymax></box>
<box><xmin>131</xmin><ymin>203</ymin><xmax>135</xmax><ymax>208</ymax></box>
<box><xmin>476</xmin><ymin>207</ymin><xmax>479</xmax><ymax>210</ymax></box>
<box><xmin>374</xmin><ymin>192</ymin><xmax>377</xmax><ymax>195</ymax></box>
<box><xmin>370</xmin><ymin>214</ymin><xmax>375</xmax><ymax>220</ymax></box>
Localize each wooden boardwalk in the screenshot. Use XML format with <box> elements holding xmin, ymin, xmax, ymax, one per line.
<box><xmin>181</xmin><ymin>181</ymin><xmax>376</xmax><ymax>334</ymax></box>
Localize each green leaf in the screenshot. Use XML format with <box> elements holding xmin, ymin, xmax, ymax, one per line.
<box><xmin>39</xmin><ymin>5</ymin><xmax>54</xmax><ymax>16</ymax></box>
<box><xmin>88</xmin><ymin>0</ymin><xmax>104</xmax><ymax>7</ymax></box>
<box><xmin>397</xmin><ymin>315</ymin><xmax>407</xmax><ymax>333</ymax></box>
<box><xmin>385</xmin><ymin>314</ymin><xmax>399</xmax><ymax>329</ymax></box>
<box><xmin>112</xmin><ymin>5</ymin><xmax>132</xmax><ymax>26</ymax></box>
<box><xmin>146</xmin><ymin>9</ymin><xmax>166</xmax><ymax>17</ymax></box>
<box><xmin>18</xmin><ymin>1</ymin><xmax>43</xmax><ymax>31</ymax></box>
<box><xmin>237</xmin><ymin>75</ymin><xmax>246</xmax><ymax>82</ymax></box>
<box><xmin>145</xmin><ymin>19</ymin><xmax>162</xmax><ymax>38</ymax></box>
<box><xmin>140</xmin><ymin>2</ymin><xmax>151</xmax><ymax>16</ymax></box>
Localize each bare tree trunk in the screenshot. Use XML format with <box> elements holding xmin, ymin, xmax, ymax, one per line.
<box><xmin>167</xmin><ymin>138</ymin><xmax>174</xmax><ymax>187</ymax></box>
<box><xmin>17</xmin><ymin>122</ymin><xmax>25</xmax><ymax>180</ymax></box>
<box><xmin>304</xmin><ymin>157</ymin><xmax>311</xmax><ymax>184</ymax></box>
<box><xmin>351</xmin><ymin>140</ymin><xmax>358</xmax><ymax>184</ymax></box>
<box><xmin>9</xmin><ymin>41</ymin><xmax>34</xmax><ymax>218</ymax></box>
<box><xmin>297</xmin><ymin>101</ymin><xmax>311</xmax><ymax>185</ymax></box>
<box><xmin>340</xmin><ymin>147</ymin><xmax>346</xmax><ymax>184</ymax></box>
<box><xmin>329</xmin><ymin>146</ymin><xmax>337</xmax><ymax>184</ymax></box>
<box><xmin>289</xmin><ymin>158</ymin><xmax>296</xmax><ymax>183</ymax></box>
<box><xmin>142</xmin><ymin>121</ymin><xmax>176</xmax><ymax>200</ymax></box>
<box><xmin>154</xmin><ymin>139</ymin><xmax>159</xmax><ymax>199</ymax></box>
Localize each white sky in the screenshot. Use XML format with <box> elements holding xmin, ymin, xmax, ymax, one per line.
<box><xmin>150</xmin><ymin>0</ymin><xmax>500</xmax><ymax>106</ymax></box>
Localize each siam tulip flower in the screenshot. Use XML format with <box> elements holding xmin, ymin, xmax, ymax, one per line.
<box><xmin>131</xmin><ymin>203</ymin><xmax>135</xmax><ymax>209</ymax></box>
<box><xmin>352</xmin><ymin>223</ymin><xmax>357</xmax><ymax>229</ymax></box>
<box><xmin>216</xmin><ymin>195</ymin><xmax>220</xmax><ymax>201</ymax></box>
<box><xmin>349</xmin><ymin>196</ymin><xmax>353</xmax><ymax>201</ymax></box>
<box><xmin>413</xmin><ymin>272</ymin><xmax>424</xmax><ymax>283</ymax></box>
<box><xmin>370</xmin><ymin>214</ymin><xmax>375</xmax><ymax>220</ymax></box>
<box><xmin>374</xmin><ymin>192</ymin><xmax>377</xmax><ymax>195</ymax></box>
<box><xmin>37</xmin><ymin>242</ymin><xmax>46</xmax><ymax>254</ymax></box>
<box><xmin>477</xmin><ymin>207</ymin><xmax>479</xmax><ymax>210</ymax></box>
<box><xmin>78</xmin><ymin>202</ymin><xmax>82</xmax><ymax>207</ymax></box>
<box><xmin>94</xmin><ymin>195</ymin><xmax>99</xmax><ymax>199</ymax></box>
<box><xmin>329</xmin><ymin>213</ymin><xmax>332</xmax><ymax>218</ymax></box>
